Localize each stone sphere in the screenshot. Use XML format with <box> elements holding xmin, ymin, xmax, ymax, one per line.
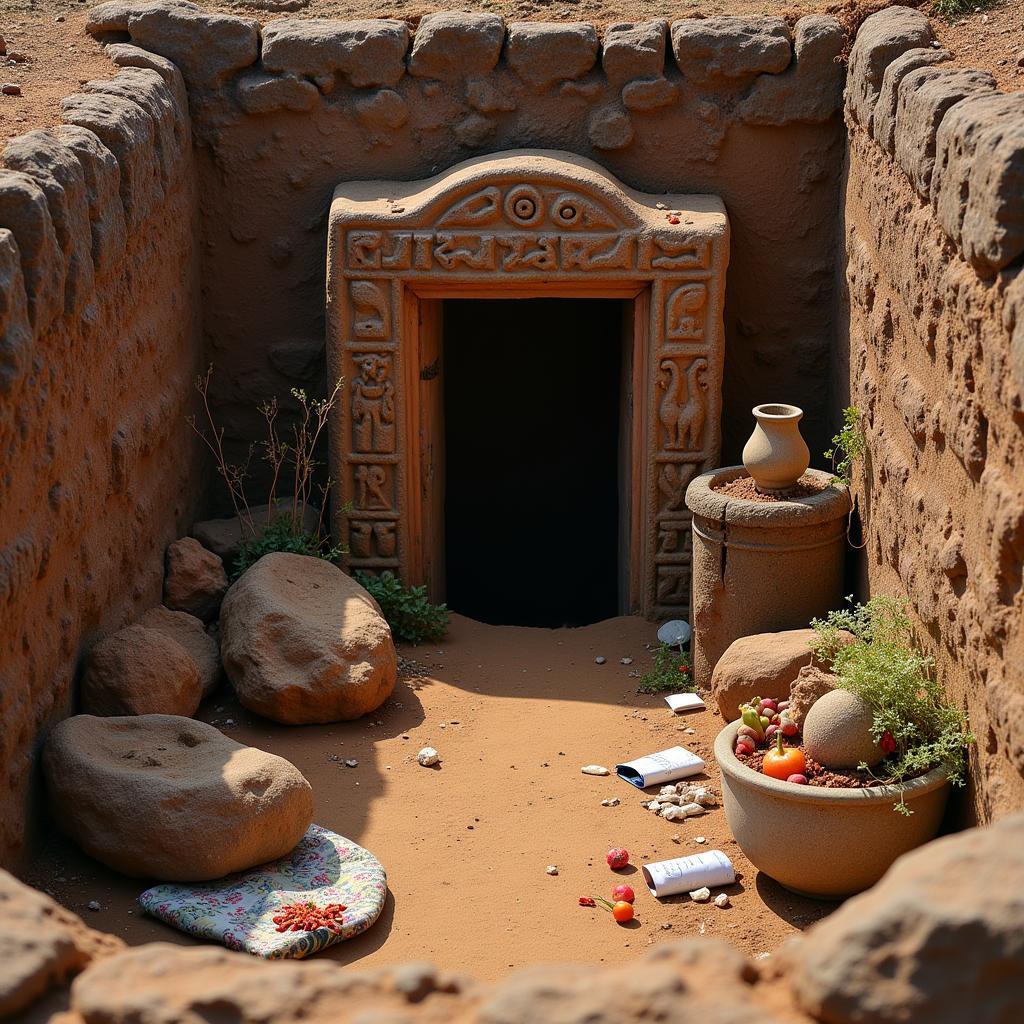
<box><xmin>803</xmin><ymin>689</ymin><xmax>884</xmax><ymax>770</ymax></box>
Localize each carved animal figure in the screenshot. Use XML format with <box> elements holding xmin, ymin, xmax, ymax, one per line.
<box><xmin>351</xmin><ymin>281</ymin><xmax>390</xmax><ymax>339</ymax></box>
<box><xmin>351</xmin><ymin>354</ymin><xmax>395</xmax><ymax>453</ymax></box>
<box><xmin>658</xmin><ymin>357</ymin><xmax>708</xmax><ymax>452</ymax></box>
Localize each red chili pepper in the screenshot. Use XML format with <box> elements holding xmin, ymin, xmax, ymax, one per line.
<box><xmin>579</xmin><ymin>897</ymin><xmax>596</xmax><ymax>907</ymax></box>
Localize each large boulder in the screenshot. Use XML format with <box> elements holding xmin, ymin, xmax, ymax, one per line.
<box><xmin>711</xmin><ymin>628</ymin><xmax>826</xmax><ymax>719</ymax></box>
<box><xmin>220</xmin><ymin>553</ymin><xmax>396</xmax><ymax>724</ymax></box>
<box><xmin>787</xmin><ymin>813</ymin><xmax>1024</xmax><ymax>1024</ymax></box>
<box><xmin>80</xmin><ymin>624</ymin><xmax>203</xmax><ymax>717</ymax></box>
<box><xmin>136</xmin><ymin>605</ymin><xmax>221</xmax><ymax>696</ymax></box>
<box><xmin>0</xmin><ymin>869</ymin><xmax>124</xmax><ymax>1018</ymax></box>
<box><xmin>43</xmin><ymin>715</ymin><xmax>314</xmax><ymax>881</ymax></box>
<box><xmin>164</xmin><ymin>537</ymin><xmax>228</xmax><ymax>621</ymax></box>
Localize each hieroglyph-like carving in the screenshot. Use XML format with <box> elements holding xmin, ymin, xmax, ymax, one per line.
<box><xmin>328</xmin><ymin>153</ymin><xmax>728</xmax><ymax>615</ymax></box>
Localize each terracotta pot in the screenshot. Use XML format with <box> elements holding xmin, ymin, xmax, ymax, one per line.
<box><xmin>685</xmin><ymin>467</ymin><xmax>850</xmax><ymax>688</ymax></box>
<box><xmin>714</xmin><ymin>721</ymin><xmax>950</xmax><ymax>899</ymax></box>
<box><xmin>741</xmin><ymin>404</ymin><xmax>811</xmax><ymax>493</ymax></box>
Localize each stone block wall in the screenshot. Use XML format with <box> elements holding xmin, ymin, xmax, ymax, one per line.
<box><xmin>0</xmin><ymin>47</ymin><xmax>203</xmax><ymax>866</ymax></box>
<box><xmin>85</xmin><ymin>1</ymin><xmax>849</xmax><ymax>477</ymax></box>
<box><xmin>841</xmin><ymin>7</ymin><xmax>1024</xmax><ymax>819</ymax></box>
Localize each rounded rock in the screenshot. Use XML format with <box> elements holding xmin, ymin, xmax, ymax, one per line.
<box><xmin>803</xmin><ymin>688</ymin><xmax>883</xmax><ymax>769</ymax></box>
<box><xmin>220</xmin><ymin>553</ymin><xmax>397</xmax><ymax>724</ymax></box>
<box><xmin>42</xmin><ymin>715</ymin><xmax>314</xmax><ymax>880</ymax></box>
<box><xmin>81</xmin><ymin>625</ymin><xmax>203</xmax><ymax>718</ymax></box>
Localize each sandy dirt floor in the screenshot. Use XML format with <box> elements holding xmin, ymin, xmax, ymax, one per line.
<box><xmin>26</xmin><ymin>613</ymin><xmax>837</xmax><ymax>981</ymax></box>
<box><xmin>1</xmin><ymin>2</ymin><xmax>1021</xmax><ymax>148</ymax></box>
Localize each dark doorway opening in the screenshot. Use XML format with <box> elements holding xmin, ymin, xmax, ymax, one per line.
<box><xmin>443</xmin><ymin>297</ymin><xmax>625</xmax><ymax>627</ymax></box>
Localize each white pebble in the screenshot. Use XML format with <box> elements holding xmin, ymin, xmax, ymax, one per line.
<box><xmin>546</xmin><ymin>865</ymin><xmax>559</xmax><ymax>876</ymax></box>
<box><xmin>679</xmin><ymin>802</ymin><xmax>705</xmax><ymax>816</ymax></box>
<box><xmin>87</xmin><ymin>900</ymin><xmax>101</xmax><ymax>912</ymax></box>
<box><xmin>601</xmin><ymin>798</ymin><xmax>620</xmax><ymax>807</ymax></box>
<box><xmin>694</xmin><ymin>836</ymin><xmax>707</xmax><ymax>844</ymax></box>
<box><xmin>714</xmin><ymin>893</ymin><xmax>731</xmax><ymax>908</ymax></box>
<box><xmin>595</xmin><ymin>656</ymin><xmax>606</xmax><ymax>665</ymax></box>
<box><xmin>417</xmin><ymin>747</ymin><xmax>441</xmax><ymax>767</ymax></box>
<box><xmin>344</xmin><ymin>759</ymin><xmax>359</xmax><ymax>768</ymax></box>
<box><xmin>581</xmin><ymin>764</ymin><xmax>610</xmax><ymax>776</ymax></box>
<box><xmin>620</xmin><ymin>657</ymin><xmax>633</xmax><ymax>665</ymax></box>
<box><xmin>689</xmin><ymin>887</ymin><xmax>711</xmax><ymax>903</ymax></box>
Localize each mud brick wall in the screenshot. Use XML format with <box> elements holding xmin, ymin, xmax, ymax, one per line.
<box><xmin>841</xmin><ymin>7</ymin><xmax>1024</xmax><ymax>820</ymax></box>
<box><xmin>85</xmin><ymin>2</ymin><xmax>849</xmax><ymax>481</ymax></box>
<box><xmin>0</xmin><ymin>47</ymin><xmax>203</xmax><ymax>866</ymax></box>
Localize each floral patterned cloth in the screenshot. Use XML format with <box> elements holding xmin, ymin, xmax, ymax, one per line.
<box><xmin>138</xmin><ymin>825</ymin><xmax>387</xmax><ymax>959</ymax></box>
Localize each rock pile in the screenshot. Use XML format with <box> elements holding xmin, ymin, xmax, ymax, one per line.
<box><xmin>43</xmin><ymin>714</ymin><xmax>314</xmax><ymax>880</ymax></box>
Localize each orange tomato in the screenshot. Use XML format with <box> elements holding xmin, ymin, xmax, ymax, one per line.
<box><xmin>612</xmin><ymin>901</ymin><xmax>634</xmax><ymax>923</ymax></box>
<box><xmin>763</xmin><ymin>733</ymin><xmax>806</xmax><ymax>781</ymax></box>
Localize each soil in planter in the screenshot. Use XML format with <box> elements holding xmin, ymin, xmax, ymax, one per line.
<box><xmin>713</xmin><ymin>474</ymin><xmax>829</xmax><ymax>502</ymax></box>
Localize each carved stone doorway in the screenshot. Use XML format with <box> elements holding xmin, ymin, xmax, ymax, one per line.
<box><xmin>327</xmin><ymin>151</ymin><xmax>729</xmax><ymax>620</ymax></box>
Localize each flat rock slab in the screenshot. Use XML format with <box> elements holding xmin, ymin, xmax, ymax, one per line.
<box><xmin>220</xmin><ymin>552</ymin><xmax>397</xmax><ymax>724</ymax></box>
<box><xmin>43</xmin><ymin>715</ymin><xmax>314</xmax><ymax>881</ymax></box>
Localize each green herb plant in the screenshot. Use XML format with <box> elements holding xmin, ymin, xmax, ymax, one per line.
<box><xmin>637</xmin><ymin>642</ymin><xmax>695</xmax><ymax>694</ymax></box>
<box><xmin>931</xmin><ymin>0</ymin><xmax>993</xmax><ymax>20</ymax></box>
<box><xmin>354</xmin><ymin>571</ymin><xmax>449</xmax><ymax>645</ymax></box>
<box><xmin>824</xmin><ymin>406</ymin><xmax>867</xmax><ymax>488</ymax></box>
<box><xmin>188</xmin><ymin>367</ymin><xmax>348</xmax><ymax>580</ymax></box>
<box><xmin>811</xmin><ymin>596</ymin><xmax>973</xmax><ymax>814</ymax></box>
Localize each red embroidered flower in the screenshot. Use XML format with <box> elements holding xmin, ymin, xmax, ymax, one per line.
<box><xmin>880</xmin><ymin>731</ymin><xmax>897</xmax><ymax>755</ymax></box>
<box><xmin>578</xmin><ymin>897</ymin><xmax>596</xmax><ymax>907</ymax></box>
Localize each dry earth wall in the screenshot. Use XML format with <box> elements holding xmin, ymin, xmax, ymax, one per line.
<box><xmin>85</xmin><ymin>2</ymin><xmax>848</xmax><ymax>481</ymax></box>
<box><xmin>841</xmin><ymin>7</ymin><xmax>1024</xmax><ymax>820</ymax></box>
<box><xmin>0</xmin><ymin>47</ymin><xmax>203</xmax><ymax>867</ymax></box>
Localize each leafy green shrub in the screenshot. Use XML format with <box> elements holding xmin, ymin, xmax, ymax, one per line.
<box><xmin>354</xmin><ymin>571</ymin><xmax>449</xmax><ymax>644</ymax></box>
<box><xmin>824</xmin><ymin>406</ymin><xmax>867</xmax><ymax>487</ymax></box>
<box><xmin>637</xmin><ymin>642</ymin><xmax>695</xmax><ymax>694</ymax></box>
<box><xmin>232</xmin><ymin>515</ymin><xmax>344</xmax><ymax>581</ymax></box>
<box><xmin>811</xmin><ymin>596</ymin><xmax>973</xmax><ymax>813</ymax></box>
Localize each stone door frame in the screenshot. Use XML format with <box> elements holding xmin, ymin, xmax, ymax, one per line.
<box><xmin>327</xmin><ymin>150</ymin><xmax>729</xmax><ymax>619</ymax></box>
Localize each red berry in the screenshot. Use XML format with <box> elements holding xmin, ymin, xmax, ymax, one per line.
<box><xmin>787</xmin><ymin>774</ymin><xmax>809</xmax><ymax>785</ymax></box>
<box><xmin>781</xmin><ymin>720</ymin><xmax>799</xmax><ymax>737</ymax></box>
<box><xmin>607</xmin><ymin>848</ymin><xmax>630</xmax><ymax>869</ymax></box>
<box><xmin>612</xmin><ymin>884</ymin><xmax>635</xmax><ymax>903</ymax></box>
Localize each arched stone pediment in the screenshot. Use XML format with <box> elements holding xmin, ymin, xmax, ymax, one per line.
<box><xmin>327</xmin><ymin>150</ymin><xmax>729</xmax><ymax>618</ymax></box>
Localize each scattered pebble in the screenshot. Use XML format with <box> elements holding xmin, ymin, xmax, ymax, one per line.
<box><xmin>545</xmin><ymin>865</ymin><xmax>559</xmax><ymax>876</ymax></box>
<box><xmin>694</xmin><ymin>836</ymin><xmax>707</xmax><ymax>845</ymax></box>
<box><xmin>594</xmin><ymin>656</ymin><xmax>606</xmax><ymax>665</ymax></box>
<box><xmin>620</xmin><ymin>657</ymin><xmax>633</xmax><ymax>665</ymax></box>
<box><xmin>671</xmin><ymin>834</ymin><xmax>681</xmax><ymax>844</ymax></box>
<box><xmin>344</xmin><ymin>759</ymin><xmax>358</xmax><ymax>768</ymax></box>
<box><xmin>581</xmin><ymin>764</ymin><xmax>610</xmax><ymax>776</ymax></box>
<box><xmin>417</xmin><ymin>747</ymin><xmax>440</xmax><ymax>767</ymax></box>
<box><xmin>2</xmin><ymin>84</ymin><xmax>22</xmax><ymax>96</ymax></box>
<box><xmin>714</xmin><ymin>893</ymin><xmax>731</xmax><ymax>909</ymax></box>
<box><xmin>689</xmin><ymin>887</ymin><xmax>711</xmax><ymax>903</ymax></box>
<box><xmin>600</xmin><ymin>797</ymin><xmax>620</xmax><ymax>807</ymax></box>
<box><xmin>87</xmin><ymin>900</ymin><xmax>101</xmax><ymax>912</ymax></box>
<box><xmin>660</xmin><ymin>922</ymin><xmax>672</xmax><ymax>929</ymax></box>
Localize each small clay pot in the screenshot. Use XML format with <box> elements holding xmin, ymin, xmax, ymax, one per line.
<box><xmin>715</xmin><ymin>721</ymin><xmax>950</xmax><ymax>899</ymax></box>
<box><xmin>741</xmin><ymin>404</ymin><xmax>811</xmax><ymax>494</ymax></box>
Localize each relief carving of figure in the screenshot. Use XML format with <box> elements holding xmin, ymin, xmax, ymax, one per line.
<box><xmin>351</xmin><ymin>280</ymin><xmax>391</xmax><ymax>339</ymax></box>
<box><xmin>667</xmin><ymin>283</ymin><xmax>707</xmax><ymax>340</ymax></box>
<box><xmin>351</xmin><ymin>354</ymin><xmax>396</xmax><ymax>453</ymax></box>
<box><xmin>658</xmin><ymin>357</ymin><xmax>708</xmax><ymax>452</ymax></box>
<box><xmin>658</xmin><ymin>462</ymin><xmax>698</xmax><ymax>513</ymax></box>
<box><xmin>355</xmin><ymin>464</ymin><xmax>390</xmax><ymax>510</ymax></box>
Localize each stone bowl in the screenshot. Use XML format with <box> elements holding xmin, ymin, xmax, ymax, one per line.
<box><xmin>714</xmin><ymin>720</ymin><xmax>950</xmax><ymax>899</ymax></box>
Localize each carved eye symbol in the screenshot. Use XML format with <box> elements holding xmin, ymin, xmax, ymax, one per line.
<box><xmin>556</xmin><ymin>202</ymin><xmax>578</xmax><ymax>223</ymax></box>
<box><xmin>513</xmin><ymin>197</ymin><xmax>537</xmax><ymax>220</ymax></box>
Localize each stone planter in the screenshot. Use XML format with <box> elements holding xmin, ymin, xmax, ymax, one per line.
<box><xmin>714</xmin><ymin>721</ymin><xmax>951</xmax><ymax>899</ymax></box>
<box><xmin>685</xmin><ymin>466</ymin><xmax>850</xmax><ymax>688</ymax></box>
